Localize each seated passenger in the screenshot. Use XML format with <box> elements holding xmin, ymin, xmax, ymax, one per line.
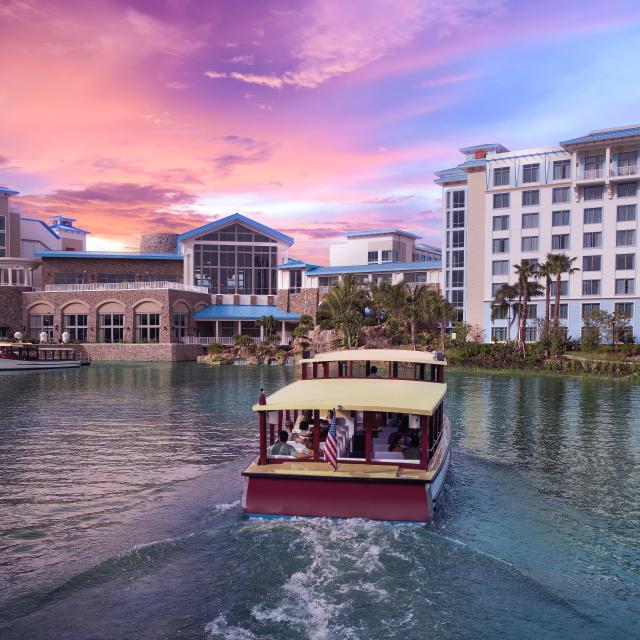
<box><xmin>388</xmin><ymin>433</ymin><xmax>405</xmax><ymax>453</ymax></box>
<box><xmin>268</xmin><ymin>431</ymin><xmax>298</xmax><ymax>456</ymax></box>
<box><xmin>403</xmin><ymin>434</ymin><xmax>421</xmax><ymax>460</ymax></box>
<box><xmin>387</xmin><ymin>419</ymin><xmax>411</xmax><ymax>446</ymax></box>
<box><xmin>368</xmin><ymin>365</ymin><xmax>381</xmax><ymax>378</ymax></box>
<box><xmin>293</xmin><ymin>410</ymin><xmax>311</xmax><ymax>432</ymax></box>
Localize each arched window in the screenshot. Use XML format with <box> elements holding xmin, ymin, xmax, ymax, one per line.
<box><xmin>98</xmin><ymin>302</ymin><xmax>125</xmax><ymax>343</ymax></box>
<box><xmin>28</xmin><ymin>303</ymin><xmax>54</xmax><ymax>341</ymax></box>
<box><xmin>134</xmin><ymin>301</ymin><xmax>161</xmax><ymax>342</ymax></box>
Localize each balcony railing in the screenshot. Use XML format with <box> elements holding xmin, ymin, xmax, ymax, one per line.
<box><xmin>41</xmin><ymin>281</ymin><xmax>209</xmax><ymax>293</ymax></box>
<box><xmin>578</xmin><ymin>168</ymin><xmax>605</xmax><ymax>180</ymax></box>
<box><xmin>611</xmin><ymin>164</ymin><xmax>639</xmax><ymax>177</ymax></box>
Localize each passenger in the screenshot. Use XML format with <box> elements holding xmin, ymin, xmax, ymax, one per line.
<box><xmin>388</xmin><ymin>433</ymin><xmax>405</xmax><ymax>453</ymax></box>
<box><xmin>368</xmin><ymin>365</ymin><xmax>381</xmax><ymax>378</ymax></box>
<box><xmin>294</xmin><ymin>410</ymin><xmax>311</xmax><ymax>431</ymax></box>
<box><xmin>387</xmin><ymin>419</ymin><xmax>411</xmax><ymax>446</ymax></box>
<box><xmin>268</xmin><ymin>430</ymin><xmax>298</xmax><ymax>457</ymax></box>
<box><xmin>403</xmin><ymin>434</ymin><xmax>421</xmax><ymax>460</ymax></box>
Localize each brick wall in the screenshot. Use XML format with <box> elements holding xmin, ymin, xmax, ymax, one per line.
<box><xmin>40</xmin><ymin>257</ymin><xmax>183</xmax><ymax>285</ymax></box>
<box><xmin>0</xmin><ymin>287</ymin><xmax>32</xmax><ymax>336</ymax></box>
<box><xmin>78</xmin><ymin>343</ymin><xmax>206</xmax><ymax>361</ymax></box>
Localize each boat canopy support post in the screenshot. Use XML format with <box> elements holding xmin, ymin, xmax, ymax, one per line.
<box><xmin>419</xmin><ymin>363</ymin><xmax>426</xmax><ymax>381</ymax></box>
<box><xmin>421</xmin><ymin>414</ymin><xmax>430</xmax><ymax>468</ymax></box>
<box><xmin>259</xmin><ymin>411</ymin><xmax>267</xmax><ymax>465</ymax></box>
<box><xmin>313</xmin><ymin>409</ymin><xmax>320</xmax><ymax>461</ymax></box>
<box><xmin>364</xmin><ymin>411</ymin><xmax>373</xmax><ymax>463</ymax></box>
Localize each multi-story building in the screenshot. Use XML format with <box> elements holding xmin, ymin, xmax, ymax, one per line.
<box><xmin>435</xmin><ymin>125</ymin><xmax>640</xmax><ymax>342</ymax></box>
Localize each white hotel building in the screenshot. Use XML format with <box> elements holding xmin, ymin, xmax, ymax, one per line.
<box><xmin>435</xmin><ymin>125</ymin><xmax>640</xmax><ymax>342</ymax></box>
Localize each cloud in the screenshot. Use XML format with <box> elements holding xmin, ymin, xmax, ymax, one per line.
<box><xmin>0</xmin><ymin>154</ymin><xmax>9</xmax><ymax>166</ymax></box>
<box><xmin>230</xmin><ymin>54</ymin><xmax>255</xmax><ymax>65</ymax></box>
<box><xmin>362</xmin><ymin>194</ymin><xmax>415</xmax><ymax>204</ymax></box>
<box><xmin>166</xmin><ymin>81</ymin><xmax>191</xmax><ymax>90</ymax></box>
<box><xmin>211</xmin><ymin>136</ymin><xmax>272</xmax><ymax>175</ymax></box>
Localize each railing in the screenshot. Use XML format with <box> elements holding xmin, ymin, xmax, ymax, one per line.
<box><xmin>42</xmin><ymin>281</ymin><xmax>209</xmax><ymax>293</ymax></box>
<box><xmin>611</xmin><ymin>164</ymin><xmax>639</xmax><ymax>177</ymax></box>
<box><xmin>181</xmin><ymin>336</ymin><xmax>261</xmax><ymax>346</ymax></box>
<box><xmin>578</xmin><ymin>168</ymin><xmax>605</xmax><ymax>180</ymax></box>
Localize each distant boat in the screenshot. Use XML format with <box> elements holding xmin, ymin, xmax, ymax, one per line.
<box><xmin>0</xmin><ymin>343</ymin><xmax>82</xmax><ymax>371</ymax></box>
<box><xmin>242</xmin><ymin>348</ymin><xmax>450</xmax><ymax>523</ymax></box>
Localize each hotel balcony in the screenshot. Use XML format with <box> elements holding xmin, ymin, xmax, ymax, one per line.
<box><xmin>610</xmin><ymin>164</ymin><xmax>639</xmax><ymax>179</ymax></box>
<box><xmin>37</xmin><ymin>281</ymin><xmax>209</xmax><ymax>293</ymax></box>
<box><xmin>575</xmin><ymin>167</ymin><xmax>606</xmax><ymax>184</ymax></box>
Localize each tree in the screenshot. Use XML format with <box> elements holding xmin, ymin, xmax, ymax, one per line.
<box><xmin>255</xmin><ymin>315</ymin><xmax>277</xmax><ymax>342</ymax></box>
<box><xmin>425</xmin><ymin>291</ymin><xmax>457</xmax><ymax>351</ymax></box>
<box><xmin>609</xmin><ymin>311</ymin><xmax>632</xmax><ymax>345</ymax></box>
<box><xmin>367</xmin><ymin>280</ymin><xmax>392</xmax><ymax>325</ymax></box>
<box><xmin>293</xmin><ymin>314</ymin><xmax>315</xmax><ymax>350</ymax></box>
<box><xmin>491</xmin><ymin>283</ymin><xmax>519</xmax><ymax>342</ymax></box>
<box><xmin>546</xmin><ymin>253</ymin><xmax>579</xmax><ymax>339</ymax></box>
<box><xmin>401</xmin><ymin>284</ymin><xmax>431</xmax><ymax>349</ymax></box>
<box><xmin>320</xmin><ymin>275</ymin><xmax>368</xmax><ymax>348</ymax></box>
<box><xmin>538</xmin><ymin>260</ymin><xmax>553</xmax><ymax>341</ymax></box>
<box><xmin>513</xmin><ymin>260</ymin><xmax>541</xmax><ymax>355</ymax></box>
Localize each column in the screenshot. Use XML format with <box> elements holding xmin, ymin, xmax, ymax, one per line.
<box><xmin>215</xmin><ymin>320</ymin><xmax>219</xmax><ymax>339</ymax></box>
<box><xmin>281</xmin><ymin>320</ymin><xmax>286</xmax><ymax>344</ymax></box>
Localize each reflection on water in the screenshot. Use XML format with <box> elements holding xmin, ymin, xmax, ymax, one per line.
<box><xmin>0</xmin><ymin>363</ymin><xmax>639</xmax><ymax>639</ymax></box>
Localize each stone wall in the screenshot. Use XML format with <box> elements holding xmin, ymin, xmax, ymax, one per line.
<box><xmin>0</xmin><ymin>286</ymin><xmax>32</xmax><ymax>337</ymax></box>
<box><xmin>40</xmin><ymin>257</ymin><xmax>183</xmax><ymax>286</ymax></box>
<box><xmin>78</xmin><ymin>343</ymin><xmax>206</xmax><ymax>361</ymax></box>
<box><xmin>276</xmin><ymin>288</ymin><xmax>320</xmax><ymax>317</ymax></box>
<box><xmin>139</xmin><ymin>233</ymin><xmax>178</xmax><ymax>253</ymax></box>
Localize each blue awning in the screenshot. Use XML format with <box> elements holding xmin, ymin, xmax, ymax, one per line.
<box><xmin>193</xmin><ymin>305</ymin><xmax>300</xmax><ymax>321</ymax></box>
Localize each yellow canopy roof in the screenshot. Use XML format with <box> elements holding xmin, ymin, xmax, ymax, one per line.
<box><xmin>253</xmin><ymin>378</ymin><xmax>446</xmax><ymax>416</ymax></box>
<box><xmin>301</xmin><ymin>348</ymin><xmax>447</xmax><ymax>366</ymax></box>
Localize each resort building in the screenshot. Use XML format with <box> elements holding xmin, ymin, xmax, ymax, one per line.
<box><xmin>435</xmin><ymin>125</ymin><xmax>640</xmax><ymax>342</ymax></box>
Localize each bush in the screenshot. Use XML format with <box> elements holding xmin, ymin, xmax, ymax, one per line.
<box><xmin>234</xmin><ymin>334</ymin><xmax>254</xmax><ymax>347</ymax></box>
<box><xmin>207</xmin><ymin>343</ymin><xmax>224</xmax><ymax>355</ymax></box>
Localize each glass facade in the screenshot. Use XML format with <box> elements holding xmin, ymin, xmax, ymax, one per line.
<box><xmin>193</xmin><ymin>223</ymin><xmax>278</xmax><ymax>295</ymax></box>
<box><xmin>444</xmin><ymin>188</ymin><xmax>466</xmax><ymax>321</ymax></box>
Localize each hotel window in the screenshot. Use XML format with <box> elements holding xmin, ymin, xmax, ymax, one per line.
<box><xmin>452</xmin><ymin>230</ymin><xmax>465</xmax><ymax>248</ymax></box>
<box><xmin>64</xmin><ymin>314</ymin><xmax>88</xmax><ymax>342</ymax></box>
<box><xmin>525</xmin><ymin>327</ymin><xmax>537</xmax><ymax>342</ymax></box>
<box><xmin>582</xmin><ymin>255</ymin><xmax>602</xmax><ymax>271</ymax></box>
<box><xmin>0</xmin><ymin>215</ymin><xmax>5</xmax><ymax>257</ymax></box>
<box><xmin>492</xmin><ymin>260</ymin><xmax>509</xmax><ymax>276</ymax></box>
<box><xmin>617</xmin><ymin>182</ymin><xmax>638</xmax><ymax>198</ymax></box>
<box><xmin>550</xmin><ymin>280</ymin><xmax>569</xmax><ymax>297</ymax></box>
<box><xmin>451</xmin><ymin>250</ymin><xmax>464</xmax><ymax>268</ymax></box>
<box><xmin>617</xmin><ymin>151</ymin><xmax>638</xmax><ymax>174</ymax></box>
<box><xmin>450</xmin><ymin>289</ymin><xmax>464</xmax><ymax>306</ymax></box>
<box><xmin>491</xmin><ymin>327</ymin><xmax>508</xmax><ymax>342</ymax></box>
<box><xmin>97</xmin><ymin>273</ymin><xmax>136</xmax><ymax>283</ymax></box>
<box><xmin>99</xmin><ymin>313</ymin><xmax>124</xmax><ymax>343</ymax></box>
<box><xmin>53</xmin><ymin>272</ymin><xmax>87</xmax><ymax>285</ymax></box>
<box><xmin>492</xmin><ymin>238</ymin><xmax>509</xmax><ymax>253</ymax></box>
<box><xmin>492</xmin><ymin>305</ymin><xmax>508</xmax><ymax>319</ymax></box>
<box><xmin>493</xmin><ymin>215</ymin><xmax>510</xmax><ymax>231</ymax></box>
<box><xmin>583</xmin><ymin>185</ymin><xmax>604</xmax><ymax>201</ymax></box>
<box><xmin>615</xmin><ymin>278</ymin><xmax>635</xmax><ymax>295</ymax></box>
<box><xmin>582</xmin><ymin>279</ymin><xmax>601</xmax><ymax>296</ymax></box>
<box><xmin>491</xmin><ymin>282</ymin><xmax>506</xmax><ymax>296</ymax></box>
<box><xmin>552</xmin><ymin>210</ymin><xmax>571</xmax><ymax>226</ymax></box>
<box><xmin>135</xmin><ymin>313</ymin><xmax>160</xmax><ymax>342</ymax></box>
<box><xmin>452</xmin><ymin>210</ymin><xmax>465</xmax><ymax>227</ymax></box>
<box><xmin>452</xmin><ymin>190</ymin><xmax>465</xmax><ymax>208</ymax></box>
<box><xmin>318</xmin><ymin>276</ymin><xmax>338</xmax><ymax>287</ymax></box>
<box><xmin>616</xmin><ymin>230</ymin><xmax>636</xmax><ymax>246</ymax></box>
<box><xmin>493</xmin><ymin>193</ymin><xmax>510</xmax><ymax>209</ymax></box>
<box><xmin>617</xmin><ymin>205</ymin><xmax>637</xmax><ymax>222</ymax></box>
<box><xmin>527</xmin><ymin>304</ymin><xmax>538</xmax><ymax>319</ymax></box>
<box><xmin>172</xmin><ymin>312</ymin><xmax>188</xmax><ymax>339</ymax></box>
<box><xmin>584</xmin><ymin>155</ymin><xmax>604</xmax><ymax>176</ymax></box>
<box><xmin>404</xmin><ymin>272</ymin><xmax>428</xmax><ymax>284</ymax></box>
<box><xmin>381</xmin><ymin>250</ymin><xmax>398</xmax><ymax>262</ymax></box>
<box><xmin>550</xmin><ymin>303</ymin><xmax>568</xmax><ymax>320</ymax></box>
<box><xmin>583</xmin><ymin>232</ymin><xmax>602</xmax><ymax>248</ymax></box>
<box><xmin>615</xmin><ymin>302</ymin><xmax>634</xmax><ymax>318</ymax></box>
<box><xmin>522</xmin><ymin>190</ymin><xmax>539</xmax><ymax>206</ymax></box>
<box><xmin>28</xmin><ymin>314</ymin><xmax>54</xmax><ymax>341</ymax></box>
<box><xmin>583</xmin><ymin>208</ymin><xmax>602</xmax><ymax>224</ymax></box>
<box><xmin>552</xmin><ymin>187</ymin><xmax>570</xmax><ymax>204</ymax></box>
<box><xmin>616</xmin><ymin>253</ymin><xmax>635</xmax><ymax>270</ymax></box>
<box><xmin>372</xmin><ymin>273</ymin><xmax>392</xmax><ymax>284</ymax></box>
<box><xmin>521</xmin><ymin>212</ymin><xmax>539</xmax><ymax>229</ymax></box>
<box><xmin>582</xmin><ymin>303</ymin><xmax>600</xmax><ymax>319</ymax></box>
<box><xmin>553</xmin><ymin>159</ymin><xmax>571</xmax><ymax>180</ymax></box>
<box><xmin>367</xmin><ymin>251</ymin><xmax>378</xmax><ymax>264</ymax></box>
<box><xmin>522</xmin><ymin>163</ymin><xmax>540</xmax><ymax>183</ymax></box>
<box><xmin>521</xmin><ymin>236</ymin><xmax>539</xmax><ymax>252</ymax></box>
<box><xmin>445</xmin><ymin>231</ymin><xmax>450</xmax><ymax>248</ymax></box>
<box><xmin>493</xmin><ymin>167</ymin><xmax>510</xmax><ymax>186</ymax></box>
<box><xmin>451</xmin><ymin>270</ymin><xmax>464</xmax><ymax>287</ymax></box>
<box><xmin>289</xmin><ymin>269</ymin><xmax>302</xmax><ymax>291</ymax></box>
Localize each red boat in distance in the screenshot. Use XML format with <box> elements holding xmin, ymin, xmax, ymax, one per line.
<box><xmin>242</xmin><ymin>349</ymin><xmax>451</xmax><ymax>523</ymax></box>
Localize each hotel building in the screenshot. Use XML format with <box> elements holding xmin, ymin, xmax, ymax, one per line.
<box><xmin>435</xmin><ymin>125</ymin><xmax>640</xmax><ymax>342</ymax></box>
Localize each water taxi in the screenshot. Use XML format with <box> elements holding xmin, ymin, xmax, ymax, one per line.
<box><xmin>0</xmin><ymin>342</ymin><xmax>82</xmax><ymax>371</ymax></box>
<box><xmin>242</xmin><ymin>349</ymin><xmax>450</xmax><ymax>523</ymax></box>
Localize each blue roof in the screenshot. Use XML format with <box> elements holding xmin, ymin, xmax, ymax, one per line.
<box><xmin>457</xmin><ymin>158</ymin><xmax>487</xmax><ymax>168</ymax></box>
<box><xmin>0</xmin><ymin>186</ymin><xmax>19</xmax><ymax>196</ymax></box>
<box><xmin>193</xmin><ymin>304</ymin><xmax>300</xmax><ymax>321</ymax></box>
<box><xmin>344</xmin><ymin>228</ymin><xmax>419</xmax><ymax>239</ymax></box>
<box><xmin>35</xmin><ymin>251</ymin><xmax>183</xmax><ymax>260</ymax></box>
<box><xmin>459</xmin><ymin>143</ymin><xmax>508</xmax><ymax>154</ymax></box>
<box><xmin>560</xmin><ymin>126</ymin><xmax>640</xmax><ymax>146</ymax></box>
<box><xmin>306</xmin><ymin>260</ymin><xmax>441</xmax><ymax>276</ymax></box>
<box><xmin>49</xmin><ymin>223</ymin><xmax>91</xmax><ymax>235</ymax></box>
<box><xmin>434</xmin><ymin>173</ymin><xmax>468</xmax><ymax>184</ymax></box>
<box><xmin>277</xmin><ymin>258</ymin><xmax>320</xmax><ymax>270</ymax></box>
<box><xmin>21</xmin><ymin>217</ymin><xmax>60</xmax><ymax>240</ymax></box>
<box><xmin>177</xmin><ymin>212</ymin><xmax>294</xmax><ymax>246</ymax></box>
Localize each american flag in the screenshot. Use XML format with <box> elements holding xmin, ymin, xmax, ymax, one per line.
<box><xmin>324</xmin><ymin>413</ymin><xmax>338</xmax><ymax>470</ymax></box>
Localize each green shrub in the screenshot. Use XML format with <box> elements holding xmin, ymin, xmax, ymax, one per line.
<box><xmin>207</xmin><ymin>343</ymin><xmax>224</xmax><ymax>355</ymax></box>
<box><xmin>234</xmin><ymin>334</ymin><xmax>254</xmax><ymax>347</ymax></box>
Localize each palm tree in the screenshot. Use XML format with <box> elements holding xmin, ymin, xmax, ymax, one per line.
<box><xmin>546</xmin><ymin>253</ymin><xmax>579</xmax><ymax>336</ymax></box>
<box><xmin>513</xmin><ymin>260</ymin><xmax>540</xmax><ymax>355</ymax></box>
<box><xmin>538</xmin><ymin>261</ymin><xmax>553</xmax><ymax>341</ymax></box>
<box><xmin>401</xmin><ymin>284</ymin><xmax>430</xmax><ymax>349</ymax></box>
<box><xmin>491</xmin><ymin>283</ymin><xmax>519</xmax><ymax>342</ymax></box>
<box><xmin>425</xmin><ymin>291</ymin><xmax>457</xmax><ymax>351</ymax></box>
<box><xmin>320</xmin><ymin>274</ymin><xmax>368</xmax><ymax>348</ymax></box>
<box><xmin>255</xmin><ymin>315</ymin><xmax>277</xmax><ymax>342</ymax></box>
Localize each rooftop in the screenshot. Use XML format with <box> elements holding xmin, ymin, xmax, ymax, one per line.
<box><xmin>193</xmin><ymin>304</ymin><xmax>300</xmax><ymax>321</ymax></box>
<box><xmin>0</xmin><ymin>186</ymin><xmax>20</xmax><ymax>196</ymax></box>
<box><xmin>277</xmin><ymin>258</ymin><xmax>320</xmax><ymax>270</ymax></box>
<box><xmin>36</xmin><ymin>251</ymin><xmax>183</xmax><ymax>260</ymax></box>
<box><xmin>560</xmin><ymin>125</ymin><xmax>640</xmax><ymax>147</ymax></box>
<box><xmin>344</xmin><ymin>228</ymin><xmax>420</xmax><ymax>240</ymax></box>
<box><xmin>306</xmin><ymin>260</ymin><xmax>441</xmax><ymax>276</ymax></box>
<box><xmin>301</xmin><ymin>348</ymin><xmax>447</xmax><ymax>366</ymax></box>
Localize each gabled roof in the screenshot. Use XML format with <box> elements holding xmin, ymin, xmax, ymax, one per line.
<box><xmin>277</xmin><ymin>258</ymin><xmax>320</xmax><ymax>270</ymax></box>
<box><xmin>21</xmin><ymin>217</ymin><xmax>61</xmax><ymax>240</ymax></box>
<box><xmin>35</xmin><ymin>251</ymin><xmax>183</xmax><ymax>260</ymax></box>
<box><xmin>177</xmin><ymin>212</ymin><xmax>294</xmax><ymax>246</ymax></box>
<box><xmin>193</xmin><ymin>304</ymin><xmax>300</xmax><ymax>321</ymax></box>
<box><xmin>434</xmin><ymin>173</ymin><xmax>467</xmax><ymax>185</ymax></box>
<box><xmin>306</xmin><ymin>260</ymin><xmax>441</xmax><ymax>276</ymax></box>
<box><xmin>560</xmin><ymin>125</ymin><xmax>640</xmax><ymax>147</ymax></box>
<box><xmin>344</xmin><ymin>228</ymin><xmax>420</xmax><ymax>240</ymax></box>
<box><xmin>49</xmin><ymin>222</ymin><xmax>91</xmax><ymax>235</ymax></box>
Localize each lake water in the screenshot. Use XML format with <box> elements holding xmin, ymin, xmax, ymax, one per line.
<box><xmin>1</xmin><ymin>363</ymin><xmax>639</xmax><ymax>639</ymax></box>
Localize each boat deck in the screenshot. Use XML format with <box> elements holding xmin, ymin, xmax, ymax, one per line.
<box><xmin>243</xmin><ymin>460</ymin><xmax>436</xmax><ymax>481</ymax></box>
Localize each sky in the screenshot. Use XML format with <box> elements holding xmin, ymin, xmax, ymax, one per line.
<box><xmin>1</xmin><ymin>0</ymin><xmax>640</xmax><ymax>263</ymax></box>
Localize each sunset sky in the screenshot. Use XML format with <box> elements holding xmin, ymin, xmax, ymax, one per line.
<box><xmin>2</xmin><ymin>0</ymin><xmax>640</xmax><ymax>263</ymax></box>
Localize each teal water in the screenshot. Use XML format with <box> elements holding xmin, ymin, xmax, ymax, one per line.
<box><xmin>0</xmin><ymin>363</ymin><xmax>639</xmax><ymax>639</ymax></box>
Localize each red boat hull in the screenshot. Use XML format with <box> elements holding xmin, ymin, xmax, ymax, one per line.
<box><xmin>243</xmin><ymin>474</ymin><xmax>433</xmax><ymax>522</ymax></box>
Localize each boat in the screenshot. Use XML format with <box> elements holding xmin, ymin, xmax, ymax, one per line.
<box><xmin>242</xmin><ymin>349</ymin><xmax>451</xmax><ymax>523</ymax></box>
<box><xmin>0</xmin><ymin>342</ymin><xmax>82</xmax><ymax>370</ymax></box>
